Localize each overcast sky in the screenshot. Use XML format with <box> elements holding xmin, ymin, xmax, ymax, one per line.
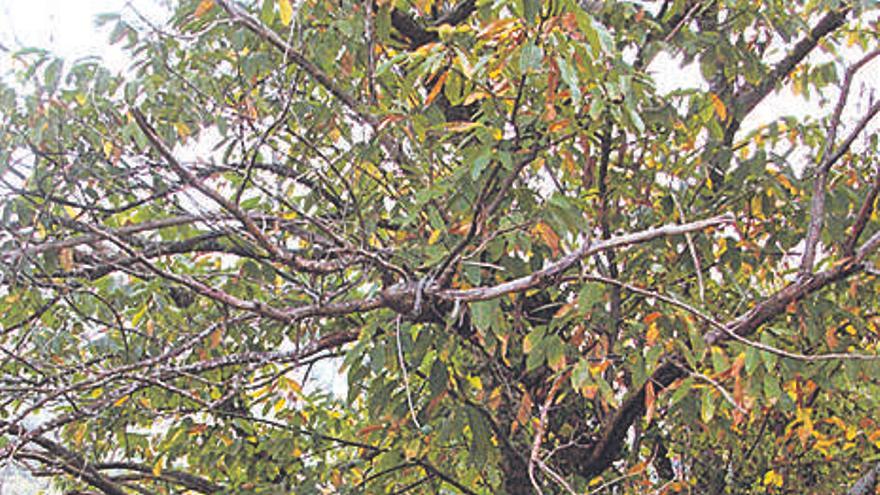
<box><xmin>0</xmin><ymin>0</ymin><xmax>166</xmax><ymax>73</ymax></box>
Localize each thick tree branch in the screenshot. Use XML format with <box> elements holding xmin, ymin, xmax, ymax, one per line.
<box><xmin>438</xmin><ymin>214</ymin><xmax>734</xmax><ymax>303</ymax></box>
<box><xmin>734</xmin><ymin>6</ymin><xmax>851</xmax><ymax>116</ymax></box>
<box><xmin>801</xmin><ymin>52</ymin><xmax>880</xmax><ymax>272</ymax></box>
<box><xmin>848</xmin><ymin>461</ymin><xmax>880</xmax><ymax>495</ymax></box>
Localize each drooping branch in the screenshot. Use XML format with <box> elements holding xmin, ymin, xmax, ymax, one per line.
<box><xmin>94</xmin><ymin>462</ymin><xmax>222</xmax><ymax>494</ymax></box>
<box><xmin>580</xmin><ymin>228</ymin><xmax>880</xmax><ymax>479</ymax></box>
<box><xmin>2</xmin><ymin>423</ymin><xmax>129</xmax><ymax>495</ymax></box>
<box><xmin>132</xmin><ymin>108</ymin><xmax>349</xmax><ymax>275</ymax></box>
<box><xmin>214</xmin><ymin>0</ymin><xmax>374</xmax><ymax>127</ymax></box>
<box><xmin>0</xmin><ymin>326</ymin><xmax>358</xmax><ymax>461</ymax></box>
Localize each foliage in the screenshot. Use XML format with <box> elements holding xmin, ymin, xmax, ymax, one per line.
<box><xmin>2</xmin><ymin>0</ymin><xmax>880</xmax><ymax>493</ymax></box>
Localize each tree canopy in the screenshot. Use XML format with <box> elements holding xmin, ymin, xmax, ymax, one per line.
<box><xmin>3</xmin><ymin>0</ymin><xmax>880</xmax><ymax>493</ymax></box>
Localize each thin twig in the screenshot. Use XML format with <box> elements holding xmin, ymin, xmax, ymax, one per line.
<box><xmin>671</xmin><ymin>191</ymin><xmax>704</xmax><ymax>304</ymax></box>
<box><xmin>396</xmin><ymin>316</ymin><xmax>421</xmax><ymax>430</ymax></box>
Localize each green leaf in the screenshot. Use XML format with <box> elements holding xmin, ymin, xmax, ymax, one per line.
<box><xmin>763</xmin><ymin>373</ymin><xmax>782</xmax><ymax>401</ymax></box>
<box><xmin>545</xmin><ymin>335</ymin><xmax>566</xmax><ymax>371</ymax></box>
<box><xmin>519</xmin><ymin>43</ymin><xmax>544</xmax><ymax>74</ymax></box>
<box><xmin>466</xmin><ymin>407</ymin><xmax>492</xmax><ymax>466</ymax></box>
<box><xmin>470</xmin><ymin>299</ymin><xmax>499</xmax><ymax>333</ymax></box>
<box><xmin>701</xmin><ymin>388</ymin><xmax>716</xmax><ymax>423</ymax></box>
<box><xmin>669</xmin><ymin>377</ymin><xmax>694</xmax><ymax>407</ymax></box>
<box><xmin>429</xmin><ymin>359</ymin><xmax>448</xmax><ymax>396</ymax></box>
<box><xmin>578</xmin><ymin>282</ymin><xmax>603</xmax><ymax>310</ymax></box>
<box><xmin>43</xmin><ymin>58</ymin><xmax>63</xmax><ymax>93</ymax></box>
<box><xmin>260</xmin><ymin>0</ymin><xmax>276</xmax><ymax>24</ymax></box>
<box><xmin>556</xmin><ymin>56</ymin><xmax>581</xmax><ymax>111</ymax></box>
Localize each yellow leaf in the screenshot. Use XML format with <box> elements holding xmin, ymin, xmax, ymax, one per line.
<box><xmin>710</xmin><ymin>92</ymin><xmax>727</xmax><ymax>121</ymax></box>
<box><xmin>644</xmin><ymin>381</ymin><xmax>656</xmax><ymax>424</ymax></box>
<box><xmin>63</xmin><ymin>204</ymin><xmax>80</xmax><ymax>219</ymax></box>
<box><xmin>846</xmin><ymin>424</ymin><xmax>858</xmax><ymax>441</ymax></box>
<box><xmin>285</xmin><ymin>378</ymin><xmax>302</xmax><ymax>394</ymax></box>
<box><xmin>153</xmin><ymin>456</ymin><xmax>164</xmax><ymax>477</ymax></box>
<box><xmin>194</xmin><ymin>0</ymin><xmax>214</xmax><ymax>18</ymax></box>
<box><xmin>59</xmin><ymin>248</ymin><xmax>74</xmax><ymax>272</ymax></box>
<box><xmin>445</xmin><ymin>121</ymin><xmax>481</xmax><ymax>133</ymax></box>
<box><xmin>763</xmin><ymin>469</ymin><xmax>783</xmax><ymax>487</ymax></box>
<box><xmin>646</xmin><ymin>321</ymin><xmax>659</xmax><ymax>346</ymax></box>
<box><xmin>139</xmin><ymin>397</ymin><xmax>152</xmax><ymax>409</ymax></box>
<box><xmin>414</xmin><ymin>42</ymin><xmax>441</xmax><ymax>57</ymax></box>
<box><xmin>279</xmin><ymin>0</ymin><xmax>293</xmax><ymax>26</ymax></box>
<box><xmin>113</xmin><ymin>395</ymin><xmax>130</xmax><ymax>407</ymax></box>
<box><xmin>209</xmin><ymin>327</ymin><xmax>222</xmax><ymax>349</ymax></box>
<box><xmin>512</xmin><ymin>391</ymin><xmax>533</xmax><ymax>435</ymax></box>
<box><xmin>847</xmin><ymin>30</ymin><xmax>859</xmax><ymax>47</ymax></box>
<box><xmin>73</xmin><ymin>423</ymin><xmax>87</xmax><ymax>446</ymax></box>
<box><xmin>103</xmin><ymin>140</ymin><xmax>113</xmax><ymax>158</ymax></box>
<box><xmin>478</xmin><ymin>18</ymin><xmax>518</xmax><ymax>40</ymax></box>
<box><xmin>428</xmin><ymin>229</ymin><xmax>442</xmax><ymax>245</ymax></box>
<box><xmin>467</xmin><ymin>375</ymin><xmax>482</xmax><ymax>391</ymax></box>
<box><xmin>175</xmin><ymin>121</ymin><xmax>191</xmax><ymax>140</ymax></box>
<box><xmin>462</xmin><ymin>90</ymin><xmax>489</xmax><ymax>106</ymax></box>
<box><xmin>251</xmin><ymin>385</ymin><xmax>271</xmax><ymax>399</ymax></box>
<box><xmin>714</xmin><ymin>237</ymin><xmax>727</xmax><ymax>258</ymax></box>
<box><xmin>274</xmin><ymin>397</ymin><xmax>286</xmax><ymax>412</ymax></box>
<box><xmin>813</xmin><ymin>436</ymin><xmax>835</xmax><ymax>456</ymax></box>
<box><xmin>771</xmin><ymin>171</ymin><xmax>797</xmax><ymax>195</ymax></box>
<box><xmin>415</xmin><ymin>0</ymin><xmax>434</xmax><ymax>15</ymax></box>
<box><xmin>751</xmin><ymin>195</ymin><xmax>765</xmax><ymax>220</ymax></box>
<box><xmin>424</xmin><ymin>71</ymin><xmax>448</xmax><ymax>107</ymax></box>
<box><xmin>548</xmin><ymin>118</ymin><xmax>571</xmax><ymax>133</ymax></box>
<box><xmin>554</xmin><ymin>301</ymin><xmax>575</xmax><ymax>318</ymax></box>
<box><xmin>825</xmin><ymin>416</ymin><xmax>847</xmax><ymax>431</ymax></box>
<box><xmin>531</xmin><ymin>222</ymin><xmax>560</xmax><ymax>256</ymax></box>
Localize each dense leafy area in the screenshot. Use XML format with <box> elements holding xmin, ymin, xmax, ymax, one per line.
<box><xmin>2</xmin><ymin>0</ymin><xmax>880</xmax><ymax>493</ymax></box>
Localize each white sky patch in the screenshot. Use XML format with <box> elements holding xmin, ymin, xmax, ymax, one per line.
<box><xmin>0</xmin><ymin>0</ymin><xmax>166</xmax><ymax>72</ymax></box>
